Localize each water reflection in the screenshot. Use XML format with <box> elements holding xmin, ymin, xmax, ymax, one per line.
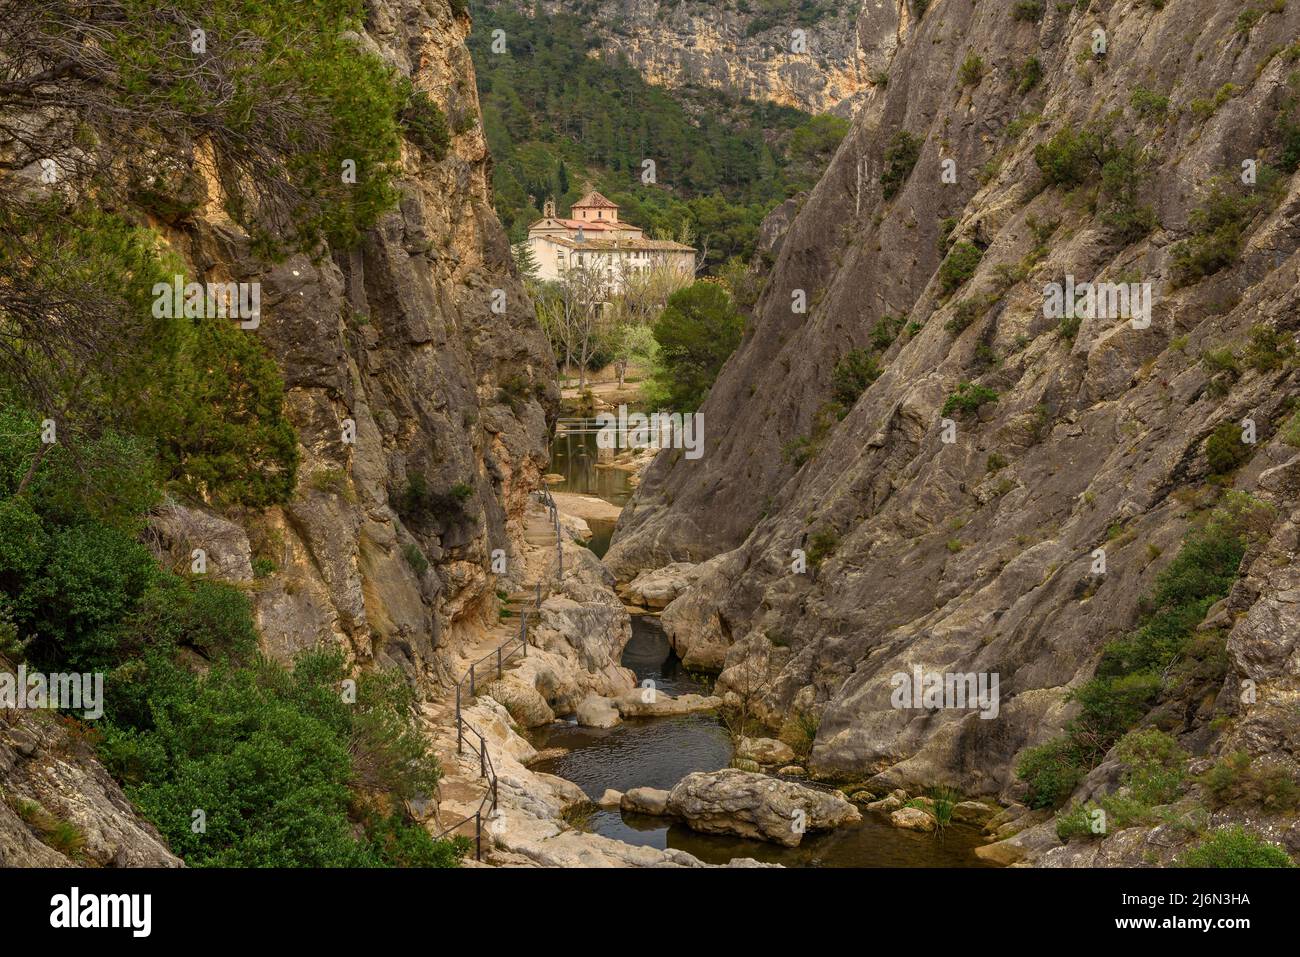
<box><xmin>530</xmin><ymin>618</ymin><xmax>995</xmax><ymax>867</ymax></box>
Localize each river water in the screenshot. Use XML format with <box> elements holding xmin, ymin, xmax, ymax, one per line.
<box><xmin>537</xmin><ymin>423</ymin><xmax>995</xmax><ymax>867</ymax></box>
<box><xmin>546</xmin><ymin>421</ymin><xmax>632</xmax><ymax>557</ymax></box>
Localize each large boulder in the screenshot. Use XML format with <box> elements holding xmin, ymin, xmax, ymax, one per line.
<box><xmin>147</xmin><ymin>503</ymin><xmax>254</xmax><ymax>583</ymax></box>
<box><xmin>613</xmin><ymin>689</ymin><xmax>721</xmax><ymax>717</ymax></box>
<box><xmin>483</xmin><ymin>677</ymin><xmax>555</xmax><ymax>728</ymax></box>
<box><xmin>666</xmin><ymin>769</ymin><xmax>860</xmax><ymax>847</ymax></box>
<box><xmin>890</xmin><ymin>806</ymin><xmax>937</xmax><ymax>833</ymax></box>
<box><xmin>621</xmin><ymin>787</ymin><xmax>671</xmax><ymax>816</ymax></box>
<box><xmin>575</xmin><ymin>693</ymin><xmax>621</xmax><ymax>728</ymax></box>
<box><xmin>621</xmin><ymin>562</ymin><xmax>702</xmax><ymax>610</ymax></box>
<box><xmin>737</xmin><ymin>736</ymin><xmax>796</xmax><ymax>766</ymax></box>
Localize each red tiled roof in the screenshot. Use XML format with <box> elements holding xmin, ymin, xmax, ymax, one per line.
<box><xmin>572</xmin><ymin>190</ymin><xmax>618</xmax><ymax>209</ymax></box>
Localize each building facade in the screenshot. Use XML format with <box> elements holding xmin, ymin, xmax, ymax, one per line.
<box><xmin>526</xmin><ymin>191</ymin><xmax>696</xmax><ymax>295</ymax></box>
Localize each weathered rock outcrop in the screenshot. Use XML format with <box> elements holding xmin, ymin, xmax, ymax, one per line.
<box><xmin>606</xmin><ymin>0</ymin><xmax>1300</xmax><ymax>862</ymax></box>
<box><xmin>511</xmin><ymin>0</ymin><xmax>884</xmax><ymax>116</ymax></box>
<box><xmin>666</xmin><ymin>769</ymin><xmax>861</xmax><ymax>846</ymax></box>
<box><xmin>1</xmin><ymin>706</ymin><xmax>180</xmax><ymax>867</ymax></box>
<box><xmin>145</xmin><ymin>0</ymin><xmax>558</xmax><ymax>687</ymax></box>
<box><xmin>5</xmin><ymin>0</ymin><xmax>558</xmax><ymax>866</ymax></box>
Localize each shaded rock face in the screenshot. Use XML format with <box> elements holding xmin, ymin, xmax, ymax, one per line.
<box><xmin>667</xmin><ymin>768</ymin><xmax>861</xmax><ymax>846</ymax></box>
<box><xmin>608</xmin><ymin>0</ymin><xmax>1300</xmax><ymax>812</ymax></box>
<box><xmin>7</xmin><ymin>1</ymin><xmax>555</xmax><ymax>864</ymax></box>
<box><xmin>1</xmin><ymin>706</ymin><xmax>180</xmax><ymax>867</ymax></box>
<box><xmin>145</xmin><ymin>0</ymin><xmax>557</xmax><ymax>686</ymax></box>
<box><xmin>517</xmin><ymin>0</ymin><xmax>887</xmax><ymax>116</ymax></box>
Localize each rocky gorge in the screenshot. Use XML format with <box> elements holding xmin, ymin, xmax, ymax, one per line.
<box><xmin>5</xmin><ymin>0</ymin><xmax>1299</xmax><ymax>876</ymax></box>
<box><xmin>604</xmin><ymin>0</ymin><xmax>1300</xmax><ymax>867</ymax></box>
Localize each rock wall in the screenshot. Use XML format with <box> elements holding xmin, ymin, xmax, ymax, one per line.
<box><xmin>1</xmin><ymin>671</ymin><xmax>181</xmax><ymax>867</ymax></box>
<box><xmin>606</xmin><ymin>0</ymin><xmax>1300</xmax><ymax>836</ymax></box>
<box><xmin>149</xmin><ymin>0</ymin><xmax>558</xmax><ymax>687</ymax></box>
<box><xmin>4</xmin><ymin>0</ymin><xmax>556</xmax><ymax>861</ymax></box>
<box><xmin>499</xmin><ymin>0</ymin><xmax>885</xmax><ymax>116</ymax></box>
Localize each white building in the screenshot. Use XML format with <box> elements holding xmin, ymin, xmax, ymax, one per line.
<box><xmin>526</xmin><ymin>191</ymin><xmax>695</xmax><ymax>294</ymax></box>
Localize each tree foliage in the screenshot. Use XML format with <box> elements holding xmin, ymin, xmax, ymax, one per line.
<box><xmin>648</xmin><ymin>282</ymin><xmax>744</xmax><ymax>409</ymax></box>
<box><xmin>468</xmin><ymin>2</ymin><xmax>846</xmax><ymax>267</ymax></box>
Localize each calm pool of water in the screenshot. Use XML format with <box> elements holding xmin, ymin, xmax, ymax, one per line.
<box><xmin>530</xmin><ymin>618</ymin><xmax>995</xmax><ymax>867</ymax></box>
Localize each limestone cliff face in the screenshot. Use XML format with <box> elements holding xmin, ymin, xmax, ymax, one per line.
<box><xmin>508</xmin><ymin>0</ymin><xmax>885</xmax><ymax>116</ymax></box>
<box><xmin>1</xmin><ymin>685</ymin><xmax>181</xmax><ymax>866</ymax></box>
<box><xmin>4</xmin><ymin>0</ymin><xmax>555</xmax><ymax>863</ymax></box>
<box><xmin>606</xmin><ymin>0</ymin><xmax>1300</xmax><ymax>844</ymax></box>
<box><xmin>151</xmin><ymin>0</ymin><xmax>558</xmax><ymax>689</ymax></box>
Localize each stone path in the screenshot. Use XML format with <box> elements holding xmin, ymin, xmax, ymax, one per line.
<box><xmin>424</xmin><ymin>495</ymin><xmax>562</xmax><ymax>848</ymax></box>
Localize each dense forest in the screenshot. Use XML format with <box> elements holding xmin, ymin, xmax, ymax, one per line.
<box><xmin>469</xmin><ymin>1</ymin><xmax>848</xmax><ymax>269</ymax></box>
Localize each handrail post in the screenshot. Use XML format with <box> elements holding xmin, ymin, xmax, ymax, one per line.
<box><xmin>469</xmin><ymin>661</ymin><xmax>475</xmax><ymax>696</ymax></box>
<box><xmin>480</xmin><ymin>741</ymin><xmax>486</xmax><ymax>778</ymax></box>
<box><xmin>475</xmin><ymin>810</ymin><xmax>482</xmax><ymax>861</ymax></box>
<box><xmin>455</xmin><ymin>686</ymin><xmax>463</xmax><ymax>755</ymax></box>
<box><xmin>496</xmin><ymin>645</ymin><xmax>502</xmax><ymax>678</ymax></box>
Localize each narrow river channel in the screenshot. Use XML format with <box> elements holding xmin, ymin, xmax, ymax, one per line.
<box><xmin>536</xmin><ymin>419</ymin><xmax>996</xmax><ymax>867</ymax></box>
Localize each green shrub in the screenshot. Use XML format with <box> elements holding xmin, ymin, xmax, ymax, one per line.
<box><xmin>958</xmin><ymin>53</ymin><xmax>987</xmax><ymax>87</ymax></box>
<box><xmin>880</xmin><ymin>130</ymin><xmax>923</xmax><ymax>200</ymax></box>
<box><xmin>1113</xmin><ymin>728</ymin><xmax>1187</xmax><ymax>806</ymax></box>
<box><xmin>1201</xmin><ymin>752</ymin><xmax>1300</xmax><ymax>812</ymax></box>
<box><xmin>1242</xmin><ymin>324</ymin><xmax>1295</xmax><ymax>372</ymax></box>
<box><xmin>1019</xmin><ymin>738</ymin><xmax>1088</xmax><ymax>809</ymax></box>
<box><xmin>101</xmin><ymin>648</ymin><xmax>451</xmax><ymax>867</ymax></box>
<box><xmin>938</xmin><ymin>242</ymin><xmax>984</xmax><ymax>296</ymax></box>
<box><xmin>1201</xmin><ymin>346</ymin><xmax>1241</xmax><ymax>380</ymax></box>
<box><xmin>1281</xmin><ymin>411</ymin><xmax>1300</xmax><ymax>448</ymax></box>
<box><xmin>941</xmin><ymin>382</ymin><xmax>999</xmax><ymax>418</ymax></box>
<box><xmin>396</xmin><ymin>475</ymin><xmax>474</xmax><ymax>525</ymax></box>
<box><xmin>1067</xmin><ymin>672</ymin><xmax>1164</xmax><ymax>763</ymax></box>
<box><xmin>1022</xmin><ymin>497</ymin><xmax>1267</xmax><ymax>807</ymax></box>
<box><xmin>778</xmin><ymin>710</ymin><xmax>821</xmax><ymax>758</ymax></box>
<box><xmin>1171</xmin><ymin>181</ymin><xmax>1263</xmax><ymax>286</ymax></box>
<box><xmin>1176</xmin><ymin>826</ymin><xmax>1295</xmax><ymax>868</ymax></box>
<box><xmin>1056</xmin><ymin>802</ymin><xmax>1100</xmax><ymax>841</ymax></box>
<box><xmin>1034</xmin><ymin>122</ymin><xmax>1153</xmax><ymax>242</ymax></box>
<box><xmin>870</xmin><ymin>314</ymin><xmax>905</xmax><ymax>351</ymax></box>
<box><xmin>400</xmin><ymin>87</ymin><xmax>451</xmax><ymax>160</ymax></box>
<box><xmin>1016</xmin><ymin>56</ymin><xmax>1043</xmax><ymax>94</ymax></box>
<box><xmin>1012</xmin><ymin>0</ymin><xmax>1045</xmax><ymax>22</ymax></box>
<box><xmin>402</xmin><ymin>543</ymin><xmax>430</xmax><ymax>575</ymax></box>
<box><xmin>946</xmin><ymin>294</ymin><xmax>996</xmax><ymax>334</ymax></box>
<box><xmin>1058</xmin><ymin>314</ymin><xmax>1082</xmax><ymax>342</ymax></box>
<box><xmin>986</xmin><ymin>452</ymin><xmax>1009</xmax><ymax>472</ymax></box>
<box><xmin>807</xmin><ymin>529</ymin><xmax>840</xmax><ymax>568</ymax></box>
<box><xmin>1204</xmin><ymin>420</ymin><xmax>1251</xmax><ymax>475</ymax></box>
<box><xmin>1130</xmin><ymin>86</ymin><xmax>1170</xmax><ymax>118</ymax></box>
<box><xmin>831</xmin><ymin>349</ymin><xmax>882</xmax><ymax>407</ymax></box>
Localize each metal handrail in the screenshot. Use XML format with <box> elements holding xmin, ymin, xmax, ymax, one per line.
<box><xmin>436</xmin><ymin>484</ymin><xmax>565</xmax><ymax>860</ymax></box>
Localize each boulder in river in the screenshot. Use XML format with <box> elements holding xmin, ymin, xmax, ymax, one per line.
<box><xmin>621</xmin><ymin>787</ymin><xmax>671</xmax><ymax>816</ymax></box>
<box><xmin>952</xmin><ymin>800</ymin><xmax>999</xmax><ymax>827</ymax></box>
<box><xmin>575</xmin><ymin>692</ymin><xmax>621</xmax><ymax>728</ymax></box>
<box><xmin>666</xmin><ymin>769</ymin><xmax>860</xmax><ymax>847</ymax></box>
<box><xmin>612</xmin><ymin>689</ymin><xmax>720</xmax><ymax>717</ymax></box>
<box><xmin>737</xmin><ymin>736</ymin><xmax>796</xmax><ymax>766</ymax></box>
<box><xmin>889</xmin><ymin>806</ymin><xmax>937</xmax><ymax>833</ymax></box>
